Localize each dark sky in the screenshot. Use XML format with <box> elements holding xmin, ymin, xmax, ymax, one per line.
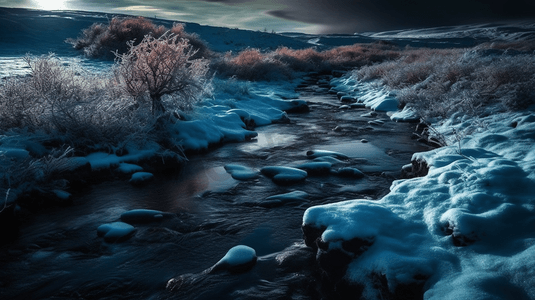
<box><xmin>2</xmin><ymin>0</ymin><xmax>535</xmax><ymax>34</ymax></box>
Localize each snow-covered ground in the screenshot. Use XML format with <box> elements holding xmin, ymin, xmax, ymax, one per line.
<box><xmin>303</xmin><ymin>75</ymin><xmax>535</xmax><ymax>299</ymax></box>
<box><xmin>1</xmin><ymin>7</ymin><xmax>535</xmax><ymax>299</ymax></box>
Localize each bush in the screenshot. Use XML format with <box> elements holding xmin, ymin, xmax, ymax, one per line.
<box><xmin>355</xmin><ymin>45</ymin><xmax>535</xmax><ymax>118</ymax></box>
<box><xmin>212</xmin><ymin>43</ymin><xmax>400</xmax><ymax>81</ymax></box>
<box><xmin>0</xmin><ymin>55</ymin><xmax>155</xmax><ymax>153</ymax></box>
<box><xmin>67</xmin><ymin>17</ymin><xmax>212</xmax><ymax>60</ymax></box>
<box><xmin>114</xmin><ymin>32</ymin><xmax>211</xmax><ymax>113</ymax></box>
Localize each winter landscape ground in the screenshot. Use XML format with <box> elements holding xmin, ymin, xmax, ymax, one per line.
<box><xmin>1</xmin><ymin>7</ymin><xmax>535</xmax><ymax>300</ymax></box>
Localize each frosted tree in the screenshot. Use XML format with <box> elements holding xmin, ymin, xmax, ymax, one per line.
<box><xmin>115</xmin><ymin>32</ymin><xmax>210</xmax><ymax>114</ymax></box>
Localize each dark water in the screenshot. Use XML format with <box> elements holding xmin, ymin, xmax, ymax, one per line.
<box><xmin>0</xmin><ymin>76</ymin><xmax>432</xmax><ymax>299</ymax></box>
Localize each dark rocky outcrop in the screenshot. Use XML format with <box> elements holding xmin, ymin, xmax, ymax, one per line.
<box><xmin>401</xmin><ymin>159</ymin><xmax>430</xmax><ymax>179</ymax></box>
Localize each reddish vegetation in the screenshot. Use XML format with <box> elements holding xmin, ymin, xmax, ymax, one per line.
<box><xmin>212</xmin><ymin>43</ymin><xmax>400</xmax><ymax>81</ymax></box>
<box><xmin>67</xmin><ymin>17</ymin><xmax>211</xmax><ymax>60</ymax></box>
<box><xmin>356</xmin><ymin>44</ymin><xmax>535</xmax><ymax>116</ymax></box>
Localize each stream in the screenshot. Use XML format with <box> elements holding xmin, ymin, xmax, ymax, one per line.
<box><xmin>0</xmin><ymin>74</ymin><xmax>433</xmax><ymax>299</ymax></box>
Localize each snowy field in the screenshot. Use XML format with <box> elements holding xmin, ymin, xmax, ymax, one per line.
<box><xmin>1</xmin><ymin>7</ymin><xmax>535</xmax><ymax>300</ymax></box>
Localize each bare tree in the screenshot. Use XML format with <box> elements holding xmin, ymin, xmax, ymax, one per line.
<box><xmin>114</xmin><ymin>32</ymin><xmax>210</xmax><ymax>114</ymax></box>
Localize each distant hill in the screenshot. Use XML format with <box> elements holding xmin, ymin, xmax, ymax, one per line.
<box><xmin>1</xmin><ymin>7</ymin><xmax>534</xmax><ymax>57</ymax></box>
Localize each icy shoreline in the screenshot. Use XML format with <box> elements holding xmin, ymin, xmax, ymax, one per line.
<box><xmin>303</xmin><ymin>74</ymin><xmax>535</xmax><ymax>299</ymax></box>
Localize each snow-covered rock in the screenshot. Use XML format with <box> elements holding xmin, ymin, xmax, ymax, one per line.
<box><xmin>306</xmin><ymin>150</ymin><xmax>349</xmax><ymax>160</ymax></box>
<box><xmin>389</xmin><ymin>106</ymin><xmax>420</xmax><ymax>122</ymax></box>
<box><xmin>211</xmin><ymin>245</ymin><xmax>257</xmax><ymax>273</ymax></box>
<box><xmin>0</xmin><ymin>147</ymin><xmax>30</xmax><ymax>159</ymax></box>
<box><xmin>260</xmin><ymin>166</ymin><xmax>308</xmax><ymax>185</ymax></box>
<box><xmin>334</xmin><ymin>167</ymin><xmax>365</xmax><ymax>178</ymax></box>
<box><xmin>116</xmin><ymin>163</ymin><xmax>144</xmax><ymax>174</ymax></box>
<box><xmin>224</xmin><ymin>164</ymin><xmax>260</xmax><ymax>180</ymax></box>
<box><xmin>97</xmin><ymin>222</ymin><xmax>136</xmax><ymax>242</ymax></box>
<box><xmin>129</xmin><ymin>172</ymin><xmax>154</xmax><ymax>185</ymax></box>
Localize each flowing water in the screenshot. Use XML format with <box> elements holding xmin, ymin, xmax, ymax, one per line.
<box><xmin>0</xmin><ymin>75</ymin><xmax>433</xmax><ymax>299</ymax></box>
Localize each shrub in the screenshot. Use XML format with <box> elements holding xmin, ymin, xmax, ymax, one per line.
<box><xmin>212</xmin><ymin>48</ymin><xmax>292</xmax><ymax>81</ymax></box>
<box><xmin>114</xmin><ymin>32</ymin><xmax>211</xmax><ymax>114</ymax></box>
<box><xmin>212</xmin><ymin>43</ymin><xmax>401</xmax><ymax>81</ymax></box>
<box><xmin>0</xmin><ymin>55</ymin><xmax>155</xmax><ymax>153</ymax></box>
<box><xmin>67</xmin><ymin>17</ymin><xmax>212</xmax><ymax>60</ymax></box>
<box><xmin>355</xmin><ymin>44</ymin><xmax>535</xmax><ymax>118</ymax></box>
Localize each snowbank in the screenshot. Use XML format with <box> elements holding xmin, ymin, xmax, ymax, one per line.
<box><xmin>173</xmin><ymin>79</ymin><xmax>306</xmax><ymax>152</ymax></box>
<box><xmin>303</xmin><ymin>81</ymin><xmax>535</xmax><ymax>298</ymax></box>
<box><xmin>330</xmin><ymin>76</ymin><xmax>400</xmax><ymax>113</ymax></box>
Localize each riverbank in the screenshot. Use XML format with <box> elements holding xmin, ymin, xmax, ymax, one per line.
<box><xmin>302</xmin><ymin>73</ymin><xmax>535</xmax><ymax>299</ymax></box>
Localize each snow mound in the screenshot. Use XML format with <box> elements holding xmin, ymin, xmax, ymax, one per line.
<box><xmin>97</xmin><ymin>222</ymin><xmax>136</xmax><ymax>243</ymax></box>
<box><xmin>330</xmin><ymin>77</ymin><xmax>400</xmax><ymax>112</ymax></box>
<box><xmin>86</xmin><ymin>150</ymin><xmax>156</xmax><ymax>170</ymax></box>
<box><xmin>116</xmin><ymin>163</ymin><xmax>143</xmax><ymax>174</ymax></box>
<box><xmin>260</xmin><ymin>166</ymin><xmax>308</xmax><ymax>185</ymax></box>
<box><xmin>212</xmin><ymin>245</ymin><xmax>257</xmax><ymax>273</ymax></box>
<box><xmin>129</xmin><ymin>172</ymin><xmax>154</xmax><ymax>185</ymax></box>
<box><xmin>0</xmin><ymin>147</ymin><xmax>30</xmax><ymax>159</ymax></box>
<box><xmin>306</xmin><ymin>150</ymin><xmax>349</xmax><ymax>160</ymax></box>
<box><xmin>224</xmin><ymin>164</ymin><xmax>260</xmax><ymax>180</ymax></box>
<box><xmin>173</xmin><ymin>79</ymin><xmax>306</xmax><ymax>152</ymax></box>
<box><xmin>389</xmin><ymin>106</ymin><xmax>420</xmax><ymax>122</ymax></box>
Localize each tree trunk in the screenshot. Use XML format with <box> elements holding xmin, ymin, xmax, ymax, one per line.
<box><xmin>151</xmin><ymin>94</ymin><xmax>166</xmax><ymax>115</ymax></box>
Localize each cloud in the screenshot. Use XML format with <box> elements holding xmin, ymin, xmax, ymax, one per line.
<box><xmin>4</xmin><ymin>0</ymin><xmax>534</xmax><ymax>34</ymax></box>
<box><xmin>202</xmin><ymin>0</ymin><xmax>535</xmax><ymax>33</ymax></box>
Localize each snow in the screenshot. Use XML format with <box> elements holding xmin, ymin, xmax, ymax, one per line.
<box><xmin>260</xmin><ymin>166</ymin><xmax>308</xmax><ymax>184</ymax></box>
<box><xmin>129</xmin><ymin>172</ymin><xmax>154</xmax><ymax>185</ymax></box>
<box><xmin>224</xmin><ymin>164</ymin><xmax>260</xmax><ymax>180</ymax></box>
<box><xmin>210</xmin><ymin>245</ymin><xmax>258</xmax><ymax>273</ymax></box>
<box><xmin>171</xmin><ymin>80</ymin><xmax>306</xmax><ymax>152</ymax></box>
<box><xmin>52</xmin><ymin>189</ymin><xmax>71</xmax><ymax>200</ymax></box>
<box><xmin>330</xmin><ymin>76</ymin><xmax>400</xmax><ymax>112</ymax></box>
<box><xmin>306</xmin><ymin>150</ymin><xmax>349</xmax><ymax>160</ymax></box>
<box><xmin>116</xmin><ymin>163</ymin><xmax>144</xmax><ymax>174</ymax></box>
<box><xmin>389</xmin><ymin>105</ymin><xmax>420</xmax><ymax>122</ymax></box>
<box><xmin>303</xmin><ymin>83</ymin><xmax>535</xmax><ymax>299</ymax></box>
<box><xmin>312</xmin><ymin>156</ymin><xmax>345</xmax><ymax>165</ymax></box>
<box><xmin>216</xmin><ymin>245</ymin><xmax>257</xmax><ymax>267</ymax></box>
<box><xmin>86</xmin><ymin>150</ymin><xmax>156</xmax><ymax>170</ymax></box>
<box><xmin>1</xmin><ymin>8</ymin><xmax>535</xmax><ymax>299</ymax></box>
<box><xmin>0</xmin><ymin>147</ymin><xmax>30</xmax><ymax>159</ymax></box>
<box><xmin>334</xmin><ymin>167</ymin><xmax>365</xmax><ymax>178</ymax></box>
<box><xmin>97</xmin><ymin>221</ymin><xmax>136</xmax><ymax>242</ymax></box>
